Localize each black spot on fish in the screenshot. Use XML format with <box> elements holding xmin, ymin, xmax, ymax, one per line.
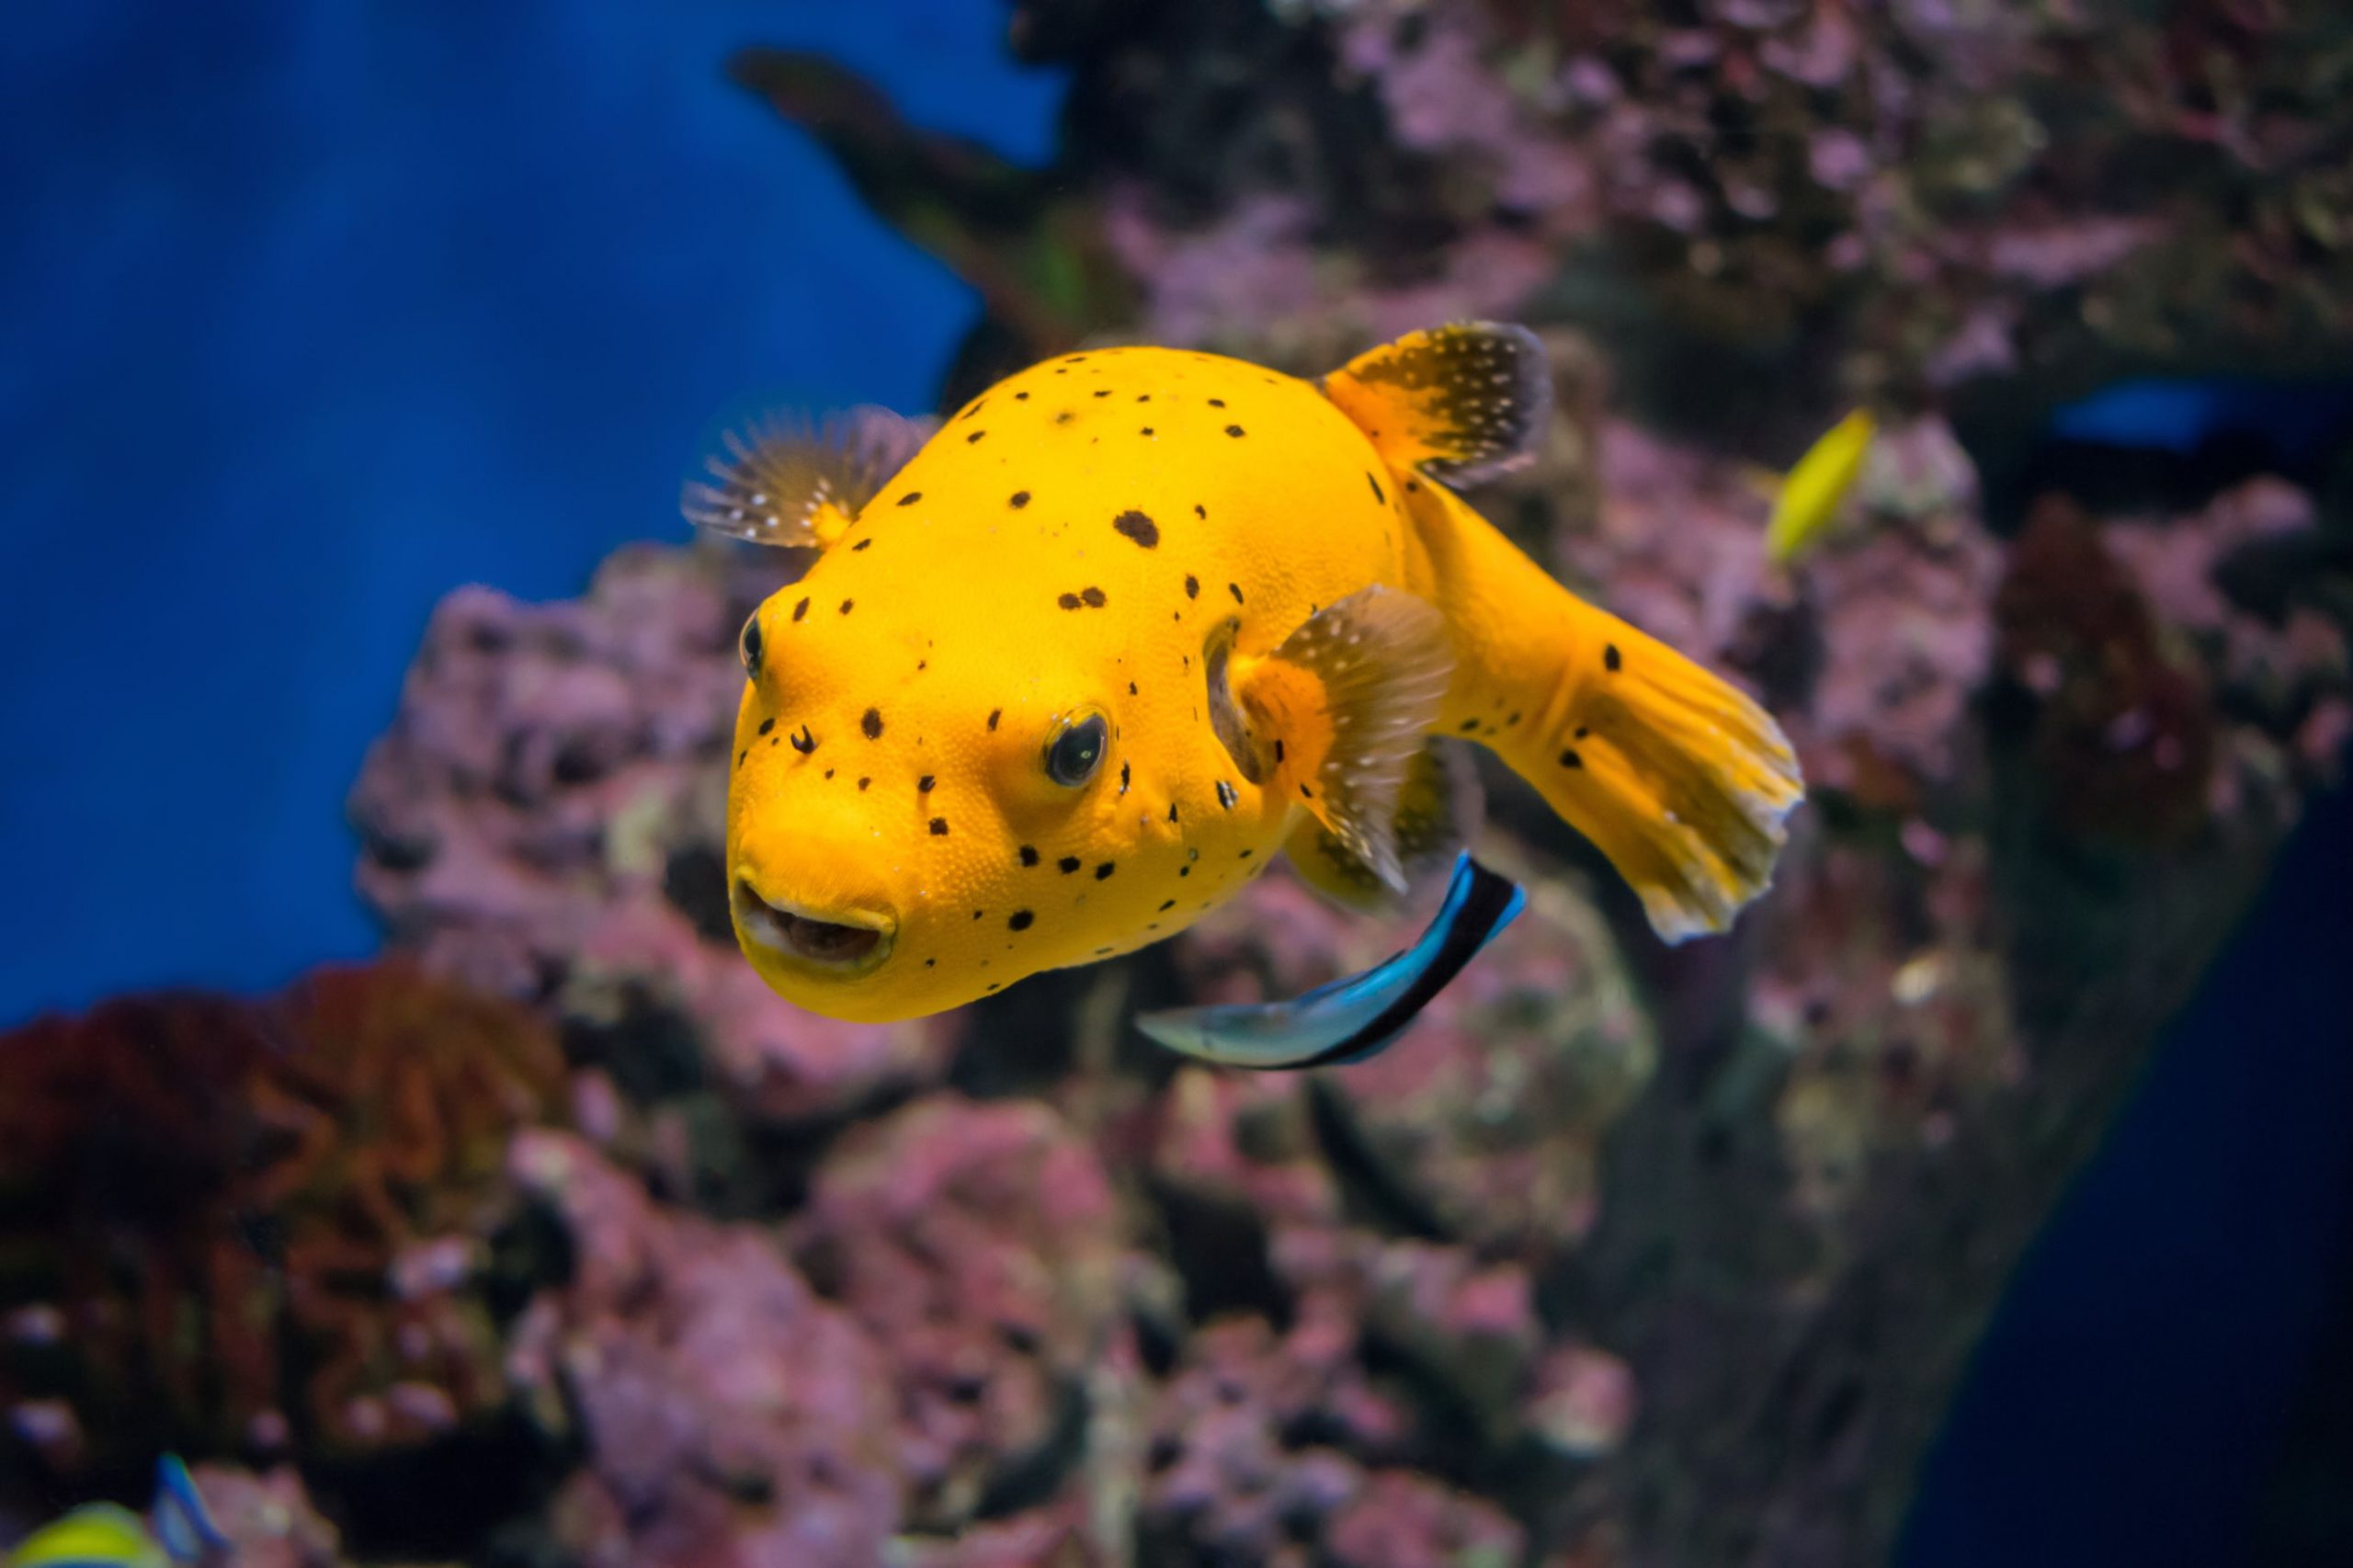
<box><xmin>1137</xmin><ymin>393</ymin><xmax>1151</xmax><ymax>403</ymax></box>
<box><xmin>1128</xmin><ymin>681</ymin><xmax>1138</xmax><ymax>696</ymax></box>
<box><xmin>839</xmin><ymin>599</ymin><xmax>854</xmax><ymax>615</ymax></box>
<box><xmin>737</xmin><ymin>750</ymin><xmax>747</xmax><ymax>767</ymax></box>
<box><xmin>1405</xmin><ymin>478</ymin><xmax>1421</xmax><ymax>493</ymax></box>
<box><xmin>1227</xmin><ymin>583</ymin><xmax>1245</xmax><ymax>605</ymax></box>
<box><xmin>929</xmin><ymin>817</ymin><xmax>949</xmax><ymax>835</ymax></box>
<box><xmin>1008</xmin><ymin>910</ymin><xmax>1034</xmax><ymax>931</ymax></box>
<box><xmin>1460</xmin><ymin>719</ymin><xmax>1481</xmax><ymax>733</ymax></box>
<box><xmin>793</xmin><ymin>597</ymin><xmax>810</xmax><ymax>621</ymax></box>
<box><xmin>1507</xmin><ymin>711</ymin><xmax>1522</xmax><ymax>726</ymax></box>
<box><xmin>1015</xmin><ymin>391</ymin><xmax>1029</xmax><ymax>400</ymax></box>
<box><xmin>758</xmin><ymin>718</ymin><xmax>776</xmax><ymax>736</ymax></box>
<box><xmin>1094</xmin><ymin>862</ymin><xmax>1115</xmax><ymax>881</ymax></box>
<box><xmin>1184</xmin><ymin>574</ymin><xmax>1199</xmax><ymax>599</ymax></box>
<box><xmin>1301</xmin><ymin>783</ymin><xmax>1313</xmax><ymax>799</ymax></box>
<box><xmin>926</xmin><ymin>957</ymin><xmax>936</xmax><ymax>967</ymax></box>
<box><xmin>1178</xmin><ymin>864</ymin><xmax>1190</xmax><ymax>877</ymax></box>
<box><xmin>1238</xmin><ymin>848</ymin><xmax>1253</xmax><ymax>859</ymax></box>
<box><xmin>988</xmin><ymin>709</ymin><xmax>1002</xmax><ymax>732</ymax></box>
<box><xmin>790</xmin><ymin>725</ymin><xmax>816</xmax><ymax>755</ymax></box>
<box><xmin>1273</xmin><ymin>738</ymin><xmax>1286</xmax><ymax>763</ymax></box>
<box><xmin>1208</xmin><ymin>398</ymin><xmax>1225</xmax><ymax>407</ymax></box>
<box><xmin>824</xmin><ymin>768</ymin><xmax>834</xmax><ymax>779</ymax></box>
<box><xmin>1193</xmin><ymin>504</ymin><xmax>1207</xmax><ymax>519</ymax></box>
<box><xmin>1081</xmin><ymin>586</ymin><xmax>1107</xmax><ymax>608</ymax></box>
<box><xmin>1559</xmin><ymin>748</ymin><xmax>1584</xmax><ymax>768</ymax></box>
<box><xmin>1140</xmin><ymin>426</ymin><xmax>1154</xmax><ymax>437</ymax></box>
<box><xmin>1120</xmin><ymin>760</ymin><xmax>1131</xmax><ymax>793</ymax></box>
<box><xmin>1058</xmin><ymin>593</ymin><xmax>1083</xmax><ymax>609</ymax></box>
<box><xmin>1094</xmin><ymin>389</ymin><xmax>1112</xmax><ymax>398</ymax></box>
<box><xmin>1605</xmin><ymin>643</ymin><xmax>1622</xmax><ymax>672</ymax></box>
<box><xmin>1215</xmin><ymin>779</ymin><xmax>1238</xmax><ymax>810</ymax></box>
<box><xmin>1368</xmin><ymin>472</ymin><xmax>1386</xmax><ymax>505</ymax></box>
<box><xmin>1167</xmin><ymin>801</ymin><xmax>1180</xmax><ymax>823</ymax></box>
<box><xmin>852</xmin><ymin>538</ymin><xmax>872</xmax><ymax>551</ymax></box>
<box><xmin>961</xmin><ymin>398</ymin><xmax>985</xmax><ymax>420</ymax></box>
<box><xmin>1019</xmin><ymin>845</ymin><xmax>1039</xmax><ymax>866</ymax></box>
<box><xmin>973</xmin><ymin>910</ymin><xmax>983</xmax><ymax>920</ymax></box>
<box><xmin>1068</xmin><ymin>355</ymin><xmax>1087</xmax><ymax>362</ymax></box>
<box><xmin>1224</xmin><ymin>425</ymin><xmax>1245</xmax><ymax>437</ymax></box>
<box><xmin>918</xmin><ymin>775</ymin><xmax>936</xmax><ymax>792</ymax></box>
<box><xmin>858</xmin><ymin>777</ymin><xmax>871</xmax><ymax>790</ymax></box>
<box><xmin>898</xmin><ymin>492</ymin><xmax>922</xmax><ymax>506</ymax></box>
<box><xmin>862</xmin><ymin>708</ymin><xmax>883</xmax><ymax>739</ymax></box>
<box><xmin>1010</xmin><ymin>490</ymin><xmax>1030</xmax><ymax>508</ymax></box>
<box><xmin>1054</xmin><ymin>410</ymin><xmax>1074</xmax><ymax>424</ymax></box>
<box><xmin>1159</xmin><ymin>899</ymin><xmax>1176</xmax><ymax>912</ymax></box>
<box><xmin>1058</xmin><ymin>856</ymin><xmax>1081</xmax><ymax>874</ymax></box>
<box><xmin>966</xmin><ymin>430</ymin><xmax>986</xmax><ymax>443</ymax></box>
<box><xmin>1574</xmin><ymin>725</ymin><xmax>1590</xmax><ymax>739</ymax></box>
<box><xmin>1114</xmin><ymin>510</ymin><xmax>1159</xmax><ymax>548</ymax></box>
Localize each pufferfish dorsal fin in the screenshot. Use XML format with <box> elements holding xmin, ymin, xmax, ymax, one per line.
<box><xmin>682</xmin><ymin>404</ymin><xmax>937</xmax><ymax>550</ymax></box>
<box><xmin>1319</xmin><ymin>322</ymin><xmax>1552</xmax><ymax>486</ymax></box>
<box><xmin>1237</xmin><ymin>585</ymin><xmax>1453</xmax><ymax>894</ymax></box>
<box><xmin>1285</xmin><ymin>740</ymin><xmax>1483</xmax><ymax>911</ymax></box>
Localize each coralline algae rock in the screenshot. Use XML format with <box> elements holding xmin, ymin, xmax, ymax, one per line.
<box><xmin>789</xmin><ymin>1096</ymin><xmax>1131</xmax><ymax>1531</ymax></box>
<box><xmin>508</xmin><ymin>1131</ymin><xmax>905</xmax><ymax>1568</ymax></box>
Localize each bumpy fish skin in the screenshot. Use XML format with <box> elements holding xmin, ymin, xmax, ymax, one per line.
<box><xmin>713</xmin><ymin>327</ymin><xmax>1803</xmax><ymax>1025</ymax></box>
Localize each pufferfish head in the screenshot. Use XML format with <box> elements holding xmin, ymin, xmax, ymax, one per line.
<box><xmin>723</xmin><ymin>585</ymin><xmax>1161</xmax><ymax>1023</ymax></box>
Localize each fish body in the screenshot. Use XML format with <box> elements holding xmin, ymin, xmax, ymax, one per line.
<box><xmin>7</xmin><ymin>1457</ymin><xmax>222</xmax><ymax>1568</ymax></box>
<box><xmin>694</xmin><ymin>325</ymin><xmax>1802</xmax><ymax>1041</ymax></box>
<box><xmin>1765</xmin><ymin>408</ymin><xmax>1875</xmax><ymax>563</ymax></box>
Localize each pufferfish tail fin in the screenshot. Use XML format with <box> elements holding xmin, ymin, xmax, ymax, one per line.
<box><xmin>1320</xmin><ymin>322</ymin><xmax>1552</xmax><ymax>485</ymax></box>
<box><xmin>1536</xmin><ymin>619</ymin><xmax>1803</xmax><ymax>943</ymax></box>
<box><xmin>683</xmin><ymin>404</ymin><xmax>936</xmax><ymax>550</ymax></box>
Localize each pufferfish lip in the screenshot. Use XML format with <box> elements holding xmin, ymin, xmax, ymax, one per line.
<box><xmin>732</xmin><ymin>881</ymin><xmax>895</xmax><ymax>977</ymax></box>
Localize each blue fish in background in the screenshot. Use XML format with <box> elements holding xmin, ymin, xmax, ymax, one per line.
<box><xmin>1135</xmin><ymin>854</ymin><xmax>1527</xmax><ymax>1070</ymax></box>
<box><xmin>6</xmin><ymin>1456</ymin><xmax>226</xmax><ymax>1568</ymax></box>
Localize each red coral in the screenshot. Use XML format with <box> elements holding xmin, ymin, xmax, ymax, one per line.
<box><xmin>0</xmin><ymin>962</ymin><xmax>566</xmax><ymax>1486</ymax></box>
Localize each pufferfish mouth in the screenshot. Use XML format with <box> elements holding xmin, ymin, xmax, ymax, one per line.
<box><xmin>732</xmin><ymin>881</ymin><xmax>894</xmax><ymax>976</ymax></box>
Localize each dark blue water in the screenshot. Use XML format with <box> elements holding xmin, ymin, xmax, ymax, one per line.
<box><xmin>2</xmin><ymin>6</ymin><xmax>2344</xmax><ymax>1564</ymax></box>
<box><xmin>0</xmin><ymin>0</ymin><xmax>1059</xmax><ymax>1015</ymax></box>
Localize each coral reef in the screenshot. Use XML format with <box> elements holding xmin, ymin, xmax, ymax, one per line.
<box><xmin>10</xmin><ymin>5</ymin><xmax>2351</xmax><ymax>1566</ymax></box>
<box><xmin>0</xmin><ymin>963</ymin><xmax>567</xmax><ymax>1494</ymax></box>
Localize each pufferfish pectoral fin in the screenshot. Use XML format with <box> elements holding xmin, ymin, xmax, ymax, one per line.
<box><xmin>1284</xmin><ymin>741</ymin><xmax>1483</xmax><ymax>911</ymax></box>
<box><xmin>1320</xmin><ymin>322</ymin><xmax>1553</xmax><ymax>485</ymax></box>
<box><xmin>682</xmin><ymin>404</ymin><xmax>937</xmax><ymax>551</ymax></box>
<box><xmin>1134</xmin><ymin>854</ymin><xmax>1526</xmax><ymax>1070</ymax></box>
<box><xmin>1237</xmin><ymin>586</ymin><xmax>1454</xmax><ymax>894</ymax></box>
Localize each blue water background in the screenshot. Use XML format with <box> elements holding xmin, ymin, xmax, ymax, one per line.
<box><xmin>1</xmin><ymin>6</ymin><xmax>2346</xmax><ymax>1564</ymax></box>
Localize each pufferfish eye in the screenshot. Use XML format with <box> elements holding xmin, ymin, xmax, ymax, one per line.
<box><xmin>1045</xmin><ymin>712</ymin><xmax>1108</xmax><ymax>788</ymax></box>
<box><xmin>740</xmin><ymin>613</ymin><xmax>764</xmax><ymax>676</ymax></box>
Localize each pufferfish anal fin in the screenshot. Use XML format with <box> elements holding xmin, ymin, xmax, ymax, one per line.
<box><xmin>1237</xmin><ymin>586</ymin><xmax>1454</xmax><ymax>894</ymax></box>
<box><xmin>1135</xmin><ymin>854</ymin><xmax>1526</xmax><ymax>1070</ymax></box>
<box><xmin>1319</xmin><ymin>322</ymin><xmax>1552</xmax><ymax>485</ymax></box>
<box><xmin>682</xmin><ymin>404</ymin><xmax>937</xmax><ymax>551</ymax></box>
<box><xmin>1285</xmin><ymin>740</ymin><xmax>1483</xmax><ymax>911</ymax></box>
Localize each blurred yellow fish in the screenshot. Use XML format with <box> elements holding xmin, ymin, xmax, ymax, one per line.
<box><xmin>1765</xmin><ymin>409</ymin><xmax>1876</xmax><ymax>564</ymax></box>
<box><xmin>7</xmin><ymin>1457</ymin><xmax>222</xmax><ymax>1568</ymax></box>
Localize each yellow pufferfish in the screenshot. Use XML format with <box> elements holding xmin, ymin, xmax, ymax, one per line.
<box><xmin>687</xmin><ymin>324</ymin><xmax>1802</xmax><ymax>1062</ymax></box>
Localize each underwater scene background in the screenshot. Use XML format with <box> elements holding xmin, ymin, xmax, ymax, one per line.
<box><xmin>4</xmin><ymin>2</ymin><xmax>2350</xmax><ymax>1565</ymax></box>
